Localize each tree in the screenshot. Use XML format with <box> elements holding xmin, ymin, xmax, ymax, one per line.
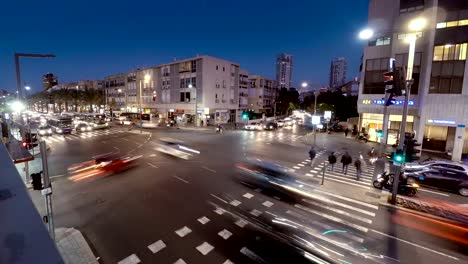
<box><xmin>277</xmin><ymin>87</ymin><xmax>300</xmax><ymax>115</ymax></box>
<box><xmin>81</xmin><ymin>88</ymin><xmax>104</xmax><ymax>112</ymax></box>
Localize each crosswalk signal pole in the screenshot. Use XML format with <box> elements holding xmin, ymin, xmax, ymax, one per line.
<box><xmin>39</xmin><ymin>140</ymin><xmax>55</xmax><ymax>241</ymax></box>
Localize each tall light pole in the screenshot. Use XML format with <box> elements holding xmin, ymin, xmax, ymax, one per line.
<box><xmin>390</xmin><ymin>17</ymin><xmax>426</xmax><ymax>203</ymax></box>
<box><xmin>189</xmin><ymin>83</ymin><xmax>197</xmax><ymax>126</ymax></box>
<box><xmin>302</xmin><ymin>82</ymin><xmax>320</xmax><ymax>145</ymax></box>
<box><xmin>14</xmin><ymin>53</ymin><xmax>55</xmax><ymax>100</ymax></box>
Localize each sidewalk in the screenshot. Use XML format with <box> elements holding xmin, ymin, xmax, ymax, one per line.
<box><xmin>56</xmin><ymin>228</ymin><xmax>99</xmax><ymax>264</ymax></box>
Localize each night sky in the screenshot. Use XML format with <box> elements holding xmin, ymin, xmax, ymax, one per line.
<box><xmin>1</xmin><ymin>0</ymin><xmax>369</xmax><ymax>93</ymax></box>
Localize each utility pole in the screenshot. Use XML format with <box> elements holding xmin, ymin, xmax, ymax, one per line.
<box><xmin>313</xmin><ymin>91</ymin><xmax>319</xmax><ymax>145</ymax></box>
<box><xmin>14</xmin><ymin>53</ymin><xmax>56</xmax><ymax>100</ymax></box>
<box><xmin>39</xmin><ymin>140</ymin><xmax>55</xmax><ymax>241</ymax></box>
<box><xmin>391</xmin><ymin>34</ymin><xmax>417</xmax><ymax>203</ymax></box>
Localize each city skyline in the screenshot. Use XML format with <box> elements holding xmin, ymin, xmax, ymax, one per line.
<box><xmin>0</xmin><ymin>0</ymin><xmax>369</xmax><ymax>93</ymax></box>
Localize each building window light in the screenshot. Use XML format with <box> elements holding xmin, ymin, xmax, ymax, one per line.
<box><xmin>436</xmin><ymin>22</ymin><xmax>446</xmax><ymax>29</ymax></box>
<box><xmin>447</xmin><ymin>21</ymin><xmax>458</xmax><ymax>27</ymax></box>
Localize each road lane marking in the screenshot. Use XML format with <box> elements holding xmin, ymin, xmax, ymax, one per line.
<box><xmin>214</xmin><ymin>207</ymin><xmax>225</xmax><ymax>215</ymax></box>
<box><xmin>297</xmin><ymin>164</ymin><xmax>305</xmax><ymax>167</ymax></box>
<box><xmin>419</xmin><ymin>188</ymin><xmax>450</xmax><ymax>197</ymax></box>
<box><xmin>293</xmin><ymin>205</ymin><xmax>369</xmax><ymax>233</ymax></box>
<box><xmin>235</xmin><ymin>219</ymin><xmax>248</xmax><ymax>228</ymax></box>
<box><xmin>113</xmin><ymin>146</ymin><xmax>120</xmax><ymax>151</ymax></box>
<box><xmin>243</xmin><ymin>193</ymin><xmax>254</xmax><ymax>199</ymax></box>
<box><xmin>210</xmin><ymin>194</ymin><xmax>227</xmax><ymax>203</ymax></box>
<box><xmin>305</xmin><ymin>173</ymin><xmax>314</xmax><ymax>177</ymax></box>
<box><xmin>49</xmin><ymin>174</ymin><xmax>65</xmax><ymax>179</ymax></box>
<box><xmin>175</xmin><ymin>226</ymin><xmax>192</xmax><ymax>237</ymax></box>
<box><xmin>147</xmin><ymin>162</ymin><xmax>159</xmax><ymax>168</ymax></box>
<box><xmin>122</xmin><ymin>138</ymin><xmax>129</xmax><ymax>141</ymax></box>
<box><xmin>230</xmin><ymin>200</ymin><xmax>241</xmax><ymax>206</ymax></box>
<box><xmin>174</xmin><ymin>259</ymin><xmax>187</xmax><ymax>264</ymax></box>
<box><xmin>262</xmin><ymin>201</ymin><xmax>274</xmax><ymax>207</ymax></box>
<box><xmin>218</xmin><ymin>229</ymin><xmax>233</xmax><ymax>240</ymax></box>
<box><xmin>240</xmin><ymin>247</ymin><xmax>266</xmax><ymax>263</ymax></box>
<box><xmin>201</xmin><ymin>166</ymin><xmax>216</xmax><ymax>173</ymax></box>
<box><xmin>118</xmin><ymin>254</ymin><xmax>141</xmax><ymax>264</ymax></box>
<box><xmin>370</xmin><ymin>229</ymin><xmax>459</xmax><ymax>260</ymax></box>
<box><xmin>197</xmin><ymin>216</ymin><xmax>210</xmax><ymax>225</ymax></box>
<box><xmin>293</xmin><ymin>166</ymin><xmax>301</xmax><ymax>169</ymax></box>
<box><xmin>147</xmin><ymin>240</ymin><xmax>166</xmax><ymax>254</ymax></box>
<box><xmin>172</xmin><ymin>175</ymin><xmax>189</xmax><ymax>184</ymax></box>
<box><xmin>250</xmin><ymin>209</ymin><xmax>262</xmax><ymax>216</ymax></box>
<box><xmin>223</xmin><ymin>260</ymin><xmax>234</xmax><ymax>264</ymax></box>
<box><xmin>196</xmin><ymin>242</ymin><xmax>214</xmax><ymax>255</ymax></box>
<box><xmin>149</xmin><ymin>154</ymin><xmax>156</xmax><ymax>157</ymax></box>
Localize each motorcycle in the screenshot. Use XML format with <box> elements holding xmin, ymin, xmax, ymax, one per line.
<box><xmin>373</xmin><ymin>172</ymin><xmax>419</xmax><ymax>197</ymax></box>
<box><xmin>216</xmin><ymin>126</ymin><xmax>223</xmax><ymax>134</ymax></box>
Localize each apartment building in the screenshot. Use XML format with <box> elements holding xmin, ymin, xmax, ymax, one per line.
<box><xmin>247</xmin><ymin>75</ymin><xmax>278</xmax><ymax>114</ymax></box>
<box><xmin>105</xmin><ymin>55</ymin><xmax>240</xmax><ymax>125</ymax></box>
<box><xmin>358</xmin><ymin>0</ymin><xmax>468</xmax><ymax>161</ymax></box>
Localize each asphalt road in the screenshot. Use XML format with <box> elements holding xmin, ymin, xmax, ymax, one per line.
<box><xmin>28</xmin><ymin>125</ymin><xmax>468</xmax><ymax>264</ymax></box>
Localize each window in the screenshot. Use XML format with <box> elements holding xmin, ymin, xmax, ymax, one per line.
<box><xmin>180</xmin><ymin>78</ymin><xmax>185</xmax><ymax>88</ymax></box>
<box><xmin>369</xmin><ymin>37</ymin><xmax>391</xmax><ymax>46</ymax></box>
<box><xmin>363</xmin><ymin>57</ymin><xmax>389</xmax><ymax>94</ymax></box>
<box><xmin>191</xmin><ymin>60</ymin><xmax>197</xmax><ymax>73</ymax></box>
<box><xmin>222</xmin><ymin>80</ymin><xmax>226</xmax><ymax>88</ymax></box>
<box><xmin>397</xmin><ymin>32</ymin><xmax>423</xmax><ymax>40</ymax></box>
<box><xmin>223</xmin><ymin>67</ymin><xmax>225</xmax><ymax>72</ymax></box>
<box><xmin>433</xmin><ymin>43</ymin><xmax>468</xmax><ymax>61</ymax></box>
<box><xmin>216</xmin><ymin>65</ymin><xmax>218</xmax><ymax>70</ymax></box>
<box><xmin>185</xmin><ymin>92</ymin><xmax>191</xmax><ymax>102</ymax></box>
<box><xmin>436</xmin><ymin>19</ymin><xmax>468</xmax><ymax>29</ymax></box>
<box><xmin>191</xmin><ymin>77</ymin><xmax>196</xmax><ymax>87</ymax></box>
<box><xmin>430</xmin><ymin>60</ymin><xmax>465</xmax><ymax>94</ymax></box>
<box><xmin>180</xmin><ymin>92</ymin><xmax>185</xmax><ymax>102</ymax></box>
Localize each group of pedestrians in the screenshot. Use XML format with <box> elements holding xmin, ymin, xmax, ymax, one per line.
<box><xmin>309</xmin><ymin>146</ymin><xmax>365</xmax><ymax>180</ymax></box>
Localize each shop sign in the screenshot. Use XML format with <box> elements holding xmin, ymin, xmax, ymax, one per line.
<box><xmin>169</xmin><ymin>109</ymin><xmax>175</xmax><ymax>112</ymax></box>
<box><xmin>363</xmin><ymin>99</ymin><xmax>414</xmax><ymax>106</ymax></box>
<box><xmin>427</xmin><ymin>119</ymin><xmax>456</xmax><ymax>125</ymax></box>
<box><xmin>324</xmin><ymin>111</ymin><xmax>332</xmax><ymax>120</ymax></box>
<box><xmin>175</xmin><ymin>109</ymin><xmax>184</xmax><ymax>114</ymax></box>
<box><xmin>457</xmin><ymin>124</ymin><xmax>465</xmax><ymax>128</ymax></box>
<box><xmin>312</xmin><ymin>115</ymin><xmax>321</xmax><ymax>125</ymax></box>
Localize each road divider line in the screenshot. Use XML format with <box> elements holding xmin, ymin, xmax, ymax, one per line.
<box><xmin>210</xmin><ymin>194</ymin><xmax>228</xmax><ymax>203</ymax></box>
<box><xmin>147</xmin><ymin>162</ymin><xmax>159</xmax><ymax>168</ymax></box>
<box><xmin>302</xmin><ymin>199</ymin><xmax>373</xmax><ymax>224</ymax></box>
<box><xmin>172</xmin><ymin>175</ymin><xmax>189</xmax><ymax>184</ymax></box>
<box><xmin>113</xmin><ymin>147</ymin><xmax>120</xmax><ymax>151</ymax></box>
<box><xmin>370</xmin><ymin>229</ymin><xmax>459</xmax><ymax>260</ymax></box>
<box><xmin>201</xmin><ymin>166</ymin><xmax>216</xmax><ymax>173</ymax></box>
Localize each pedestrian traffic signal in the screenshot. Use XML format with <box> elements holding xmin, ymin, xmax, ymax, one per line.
<box><xmin>404</xmin><ymin>135</ymin><xmax>421</xmax><ymax>162</ymax></box>
<box><xmin>242</xmin><ymin>112</ymin><xmax>249</xmax><ymax>119</ymax></box>
<box><xmin>31</xmin><ymin>172</ymin><xmax>43</xmax><ymax>190</ymax></box>
<box><xmin>384</xmin><ymin>68</ymin><xmax>405</xmax><ymax>96</ymax></box>
<box><xmin>393</xmin><ymin>149</ymin><xmax>404</xmax><ymax>163</ymax></box>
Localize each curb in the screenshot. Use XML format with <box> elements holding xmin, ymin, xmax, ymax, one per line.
<box><xmin>56</xmin><ymin>227</ymin><xmax>99</xmax><ymax>264</ymax></box>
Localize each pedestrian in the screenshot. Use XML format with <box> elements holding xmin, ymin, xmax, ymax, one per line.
<box><xmin>308</xmin><ymin>147</ymin><xmax>316</xmax><ymax>166</ymax></box>
<box><xmin>354</xmin><ymin>158</ymin><xmax>362</xmax><ymax>180</ymax></box>
<box><xmin>201</xmin><ymin>120</ymin><xmax>204</xmax><ymax>126</ymax></box>
<box><xmin>344</xmin><ymin>128</ymin><xmax>349</xmax><ymax>137</ymax></box>
<box><xmin>341</xmin><ymin>151</ymin><xmax>352</xmax><ymax>175</ymax></box>
<box><xmin>328</xmin><ymin>152</ymin><xmax>337</xmax><ymax>171</ymax></box>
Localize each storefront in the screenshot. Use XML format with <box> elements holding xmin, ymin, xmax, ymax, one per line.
<box><xmin>360</xmin><ymin>113</ymin><xmax>414</xmax><ymax>145</ymax></box>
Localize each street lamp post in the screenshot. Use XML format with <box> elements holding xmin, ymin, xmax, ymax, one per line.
<box><xmin>14</xmin><ymin>53</ymin><xmax>55</xmax><ymax>100</ymax></box>
<box><xmin>302</xmin><ymin>82</ymin><xmax>320</xmax><ymax>145</ymax></box>
<box><xmin>188</xmin><ymin>83</ymin><xmax>197</xmax><ymax>126</ymax></box>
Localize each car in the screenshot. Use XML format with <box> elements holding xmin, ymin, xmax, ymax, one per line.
<box><xmin>244</xmin><ymin>122</ymin><xmax>261</xmax><ymax>130</ymax></box>
<box><xmin>37</xmin><ymin>125</ymin><xmax>53</xmax><ymax>136</ymax></box>
<box><xmin>283</xmin><ymin>118</ymin><xmax>293</xmax><ymax>127</ymax></box>
<box><xmin>91</xmin><ymin>120</ymin><xmax>110</xmax><ymax>130</ymax></box>
<box><xmin>153</xmin><ymin>138</ymin><xmax>200</xmax><ymax>160</ymax></box>
<box><xmin>404</xmin><ymin>160</ymin><xmax>468</xmax><ymax>196</ymax></box>
<box><xmin>276</xmin><ymin>120</ymin><xmax>285</xmax><ymax>127</ymax></box>
<box><xmin>75</xmin><ymin>123</ymin><xmax>93</xmax><ymax>132</ymax></box>
<box><xmin>262</xmin><ymin>122</ymin><xmax>277</xmax><ymax>130</ymax></box>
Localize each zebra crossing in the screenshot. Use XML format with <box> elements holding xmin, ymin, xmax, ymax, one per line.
<box><xmin>308</xmin><ymin>156</ymin><xmax>376</xmax><ymax>190</ymax></box>
<box><xmin>42</xmin><ymin>129</ymin><xmax>127</xmax><ymax>144</ymax></box>
<box><xmin>242</xmin><ymin>130</ymin><xmax>304</xmax><ymax>143</ymax></box>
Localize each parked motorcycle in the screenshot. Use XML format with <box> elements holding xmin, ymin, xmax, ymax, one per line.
<box><xmin>373</xmin><ymin>172</ymin><xmax>419</xmax><ymax>197</ymax></box>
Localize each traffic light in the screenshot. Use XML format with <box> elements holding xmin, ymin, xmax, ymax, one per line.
<box><xmin>383</xmin><ymin>67</ymin><xmax>405</xmax><ymax>106</ymax></box>
<box><xmin>393</xmin><ymin>149</ymin><xmax>404</xmax><ymax>163</ymax></box>
<box><xmin>31</xmin><ymin>172</ymin><xmax>43</xmax><ymax>190</ymax></box>
<box><xmin>404</xmin><ymin>135</ymin><xmax>421</xmax><ymax>162</ymax></box>
<box><xmin>242</xmin><ymin>112</ymin><xmax>249</xmax><ymax>119</ymax></box>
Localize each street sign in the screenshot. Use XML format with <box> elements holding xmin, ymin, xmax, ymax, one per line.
<box><xmin>324</xmin><ymin>111</ymin><xmax>332</xmax><ymax>120</ymax></box>
<box><xmin>393</xmin><ymin>161</ymin><xmax>402</xmax><ymax>166</ymax></box>
<box><xmin>312</xmin><ymin>115</ymin><xmax>320</xmax><ymax>125</ymax></box>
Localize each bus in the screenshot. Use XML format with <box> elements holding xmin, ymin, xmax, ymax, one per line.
<box><xmin>47</xmin><ymin>116</ymin><xmax>74</xmax><ymax>134</ymax></box>
<box><xmin>118</xmin><ymin>112</ymin><xmax>150</xmax><ymax>125</ymax></box>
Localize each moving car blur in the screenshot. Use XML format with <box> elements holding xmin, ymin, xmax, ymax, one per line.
<box><xmin>75</xmin><ymin>122</ymin><xmax>93</xmax><ymax>132</ymax></box>
<box><xmin>68</xmin><ymin>153</ymin><xmax>141</xmax><ymax>181</ymax></box>
<box><xmin>153</xmin><ymin>138</ymin><xmax>200</xmax><ymax>160</ymax></box>
<box><xmin>37</xmin><ymin>125</ymin><xmax>53</xmax><ymax>136</ymax></box>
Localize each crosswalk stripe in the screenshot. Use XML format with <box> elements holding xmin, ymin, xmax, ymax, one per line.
<box><xmin>316</xmin><ymin>174</ymin><xmax>371</xmax><ymax>189</ymax></box>
<box><xmin>320</xmin><ymin>170</ymin><xmax>373</xmax><ymax>183</ymax></box>
<box><xmin>313</xmin><ymin>189</ymin><xmax>379</xmax><ymax>210</ymax></box>
<box><xmin>293</xmin><ymin>205</ymin><xmax>369</xmax><ymax>233</ymax></box>
<box><xmin>302</xmin><ymin>199</ymin><xmax>373</xmax><ymax>223</ymax></box>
